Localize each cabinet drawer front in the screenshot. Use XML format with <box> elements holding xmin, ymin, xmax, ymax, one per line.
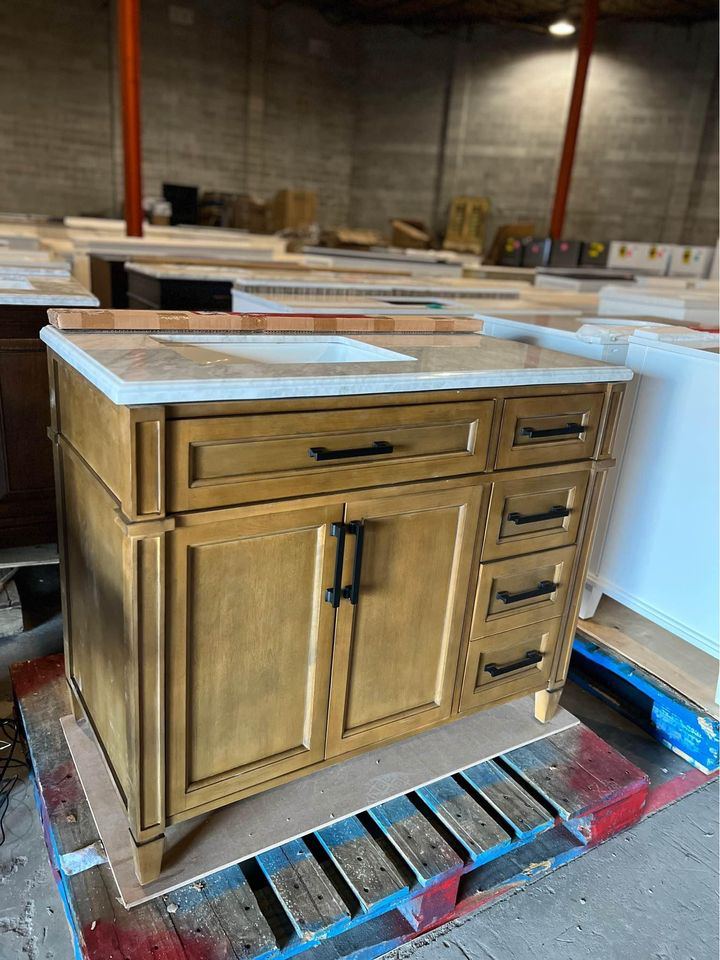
<box><xmin>471</xmin><ymin>546</ymin><xmax>575</xmax><ymax>637</ymax></box>
<box><xmin>167</xmin><ymin>400</ymin><xmax>494</xmax><ymax>511</ymax></box>
<box><xmin>495</xmin><ymin>393</ymin><xmax>604</xmax><ymax>469</ymax></box>
<box><xmin>459</xmin><ymin>620</ymin><xmax>560</xmax><ymax>711</ymax></box>
<box><xmin>483</xmin><ymin>468</ymin><xmax>590</xmax><ymax>560</ymax></box>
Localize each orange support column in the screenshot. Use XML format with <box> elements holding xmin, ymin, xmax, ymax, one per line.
<box><xmin>117</xmin><ymin>0</ymin><xmax>143</xmax><ymax>237</ymax></box>
<box><xmin>549</xmin><ymin>0</ymin><xmax>599</xmax><ymax>240</ymax></box>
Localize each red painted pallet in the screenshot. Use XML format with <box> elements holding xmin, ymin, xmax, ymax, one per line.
<box><xmin>13</xmin><ymin>655</ymin><xmax>653</xmax><ymax>960</ymax></box>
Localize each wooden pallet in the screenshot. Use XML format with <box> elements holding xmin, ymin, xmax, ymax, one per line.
<box><xmin>13</xmin><ymin>655</ymin><xmax>650</xmax><ymax>960</ymax></box>
<box><xmin>571</xmin><ymin>635</ymin><xmax>719</xmax><ymax>775</ymax></box>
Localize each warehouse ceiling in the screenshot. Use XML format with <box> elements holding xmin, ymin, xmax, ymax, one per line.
<box><xmin>293</xmin><ymin>0</ymin><xmax>717</xmax><ymax>29</ymax></box>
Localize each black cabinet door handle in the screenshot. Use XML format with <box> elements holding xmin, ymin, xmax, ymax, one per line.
<box><xmin>308</xmin><ymin>440</ymin><xmax>394</xmax><ymax>461</ymax></box>
<box><xmin>485</xmin><ymin>650</ymin><xmax>543</xmax><ymax>677</ymax></box>
<box><xmin>342</xmin><ymin>520</ymin><xmax>365</xmax><ymax>605</ymax></box>
<box><xmin>519</xmin><ymin>422</ymin><xmax>583</xmax><ymax>440</ymax></box>
<box><xmin>496</xmin><ymin>580</ymin><xmax>557</xmax><ymax>605</ymax></box>
<box><xmin>507</xmin><ymin>505</ymin><xmax>571</xmax><ymax>525</ymax></box>
<box><xmin>324</xmin><ymin>523</ymin><xmax>346</xmax><ymax>608</ymax></box>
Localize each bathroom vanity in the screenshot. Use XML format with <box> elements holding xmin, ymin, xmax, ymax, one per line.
<box><xmin>41</xmin><ymin>310</ymin><xmax>630</xmax><ymax>885</ymax></box>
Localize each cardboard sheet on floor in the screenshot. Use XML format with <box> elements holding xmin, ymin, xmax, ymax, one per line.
<box><xmin>61</xmin><ymin>698</ymin><xmax>578</xmax><ymax>908</ymax></box>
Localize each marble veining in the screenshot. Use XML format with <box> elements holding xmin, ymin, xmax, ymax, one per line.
<box><xmin>40</xmin><ymin>325</ymin><xmax>632</xmax><ymax>406</ymax></box>
<box><xmin>0</xmin><ymin>274</ymin><xmax>98</xmax><ymax>306</ymax></box>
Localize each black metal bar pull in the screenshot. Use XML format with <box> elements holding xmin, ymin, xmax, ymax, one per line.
<box><xmin>519</xmin><ymin>422</ymin><xmax>583</xmax><ymax>440</ymax></box>
<box><xmin>324</xmin><ymin>523</ymin><xmax>346</xmax><ymax>608</ymax></box>
<box><xmin>342</xmin><ymin>520</ymin><xmax>365</xmax><ymax>605</ymax></box>
<box><xmin>308</xmin><ymin>440</ymin><xmax>394</xmax><ymax>462</ymax></box>
<box><xmin>496</xmin><ymin>580</ymin><xmax>557</xmax><ymax>605</ymax></box>
<box><xmin>485</xmin><ymin>650</ymin><xmax>543</xmax><ymax>678</ymax></box>
<box><xmin>507</xmin><ymin>505</ymin><xmax>571</xmax><ymax>526</ymax></box>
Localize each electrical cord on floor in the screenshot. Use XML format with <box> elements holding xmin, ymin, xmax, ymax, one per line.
<box><xmin>0</xmin><ymin>715</ymin><xmax>27</xmax><ymax>846</ymax></box>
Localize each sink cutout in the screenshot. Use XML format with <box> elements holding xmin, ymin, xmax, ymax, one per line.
<box><xmin>152</xmin><ymin>335</ymin><xmax>416</xmax><ymax>366</ymax></box>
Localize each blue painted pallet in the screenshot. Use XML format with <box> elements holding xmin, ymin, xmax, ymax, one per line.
<box><xmin>571</xmin><ymin>635</ymin><xmax>719</xmax><ymax>775</ymax></box>
<box><xmin>13</xmin><ymin>655</ymin><xmax>650</xmax><ymax>960</ymax></box>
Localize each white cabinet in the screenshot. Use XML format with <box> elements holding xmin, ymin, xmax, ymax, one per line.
<box><xmin>478</xmin><ymin>315</ymin><xmax>720</xmax><ymax>660</ymax></box>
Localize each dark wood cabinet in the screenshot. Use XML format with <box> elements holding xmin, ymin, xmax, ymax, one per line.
<box><xmin>0</xmin><ymin>306</ymin><xmax>56</xmax><ymax>546</ymax></box>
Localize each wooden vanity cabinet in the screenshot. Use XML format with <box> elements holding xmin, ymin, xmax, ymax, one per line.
<box><xmin>47</xmin><ymin>353</ymin><xmax>624</xmax><ymax>884</ymax></box>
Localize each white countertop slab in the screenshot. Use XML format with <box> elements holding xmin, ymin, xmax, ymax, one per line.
<box><xmin>128</xmin><ymin>262</ymin><xmax>518</xmax><ymax>299</ymax></box>
<box><xmin>40</xmin><ymin>326</ymin><xmax>632</xmax><ymax>405</ymax></box>
<box><xmin>475</xmin><ymin>311</ymin><xmax>715</xmax><ymax>341</ymax></box>
<box><xmin>0</xmin><ymin>274</ymin><xmax>98</xmax><ymax>306</ymax></box>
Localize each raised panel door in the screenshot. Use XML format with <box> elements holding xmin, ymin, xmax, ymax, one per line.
<box><xmin>167</xmin><ymin>502</ymin><xmax>342</xmax><ymax>816</ymax></box>
<box><xmin>326</xmin><ymin>482</ymin><xmax>484</xmax><ymax>757</ymax></box>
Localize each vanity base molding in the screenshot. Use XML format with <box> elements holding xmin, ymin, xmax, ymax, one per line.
<box><xmin>48</xmin><ymin>353</ymin><xmax>623</xmax><ymax>884</ymax></box>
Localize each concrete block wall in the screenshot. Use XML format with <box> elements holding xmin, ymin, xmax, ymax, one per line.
<box><xmin>348</xmin><ymin>28</ymin><xmax>453</xmax><ymax>231</ymax></box>
<box><xmin>0</xmin><ymin>1</ymin><xmax>717</xmax><ymax>244</ymax></box>
<box><xmin>0</xmin><ymin>0</ymin><xmax>116</xmax><ymax>217</ymax></box>
<box><xmin>0</xmin><ymin>0</ymin><xmax>359</xmax><ymax>224</ymax></box>
<box><xmin>349</xmin><ymin>19</ymin><xmax>719</xmax><ymax>245</ymax></box>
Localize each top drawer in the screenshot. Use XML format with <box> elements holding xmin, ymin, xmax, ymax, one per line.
<box><xmin>167</xmin><ymin>400</ymin><xmax>494</xmax><ymax>511</ymax></box>
<box><xmin>494</xmin><ymin>393</ymin><xmax>604</xmax><ymax>470</ymax></box>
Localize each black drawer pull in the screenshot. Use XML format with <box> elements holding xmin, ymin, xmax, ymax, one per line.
<box><xmin>342</xmin><ymin>520</ymin><xmax>365</xmax><ymax>605</ymax></box>
<box><xmin>485</xmin><ymin>650</ymin><xmax>543</xmax><ymax>677</ymax></box>
<box><xmin>519</xmin><ymin>422</ymin><xmax>583</xmax><ymax>440</ymax></box>
<box><xmin>324</xmin><ymin>523</ymin><xmax>346</xmax><ymax>608</ymax></box>
<box><xmin>507</xmin><ymin>505</ymin><xmax>570</xmax><ymax>525</ymax></box>
<box><xmin>308</xmin><ymin>440</ymin><xmax>394</xmax><ymax>462</ymax></box>
<box><xmin>496</xmin><ymin>580</ymin><xmax>557</xmax><ymax>604</ymax></box>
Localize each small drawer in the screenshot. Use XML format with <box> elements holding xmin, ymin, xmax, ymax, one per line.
<box><xmin>471</xmin><ymin>545</ymin><xmax>575</xmax><ymax>637</ymax></box>
<box><xmin>495</xmin><ymin>393</ymin><xmax>604</xmax><ymax>469</ymax></box>
<box><xmin>458</xmin><ymin>620</ymin><xmax>560</xmax><ymax>711</ymax></box>
<box><xmin>167</xmin><ymin>400</ymin><xmax>494</xmax><ymax>511</ymax></box>
<box><xmin>482</xmin><ymin>468</ymin><xmax>590</xmax><ymax>560</ymax></box>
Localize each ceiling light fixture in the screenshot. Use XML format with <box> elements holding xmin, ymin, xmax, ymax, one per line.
<box><xmin>549</xmin><ymin>18</ymin><xmax>576</xmax><ymax>36</ymax></box>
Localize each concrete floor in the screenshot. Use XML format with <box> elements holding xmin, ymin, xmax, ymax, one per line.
<box><xmin>0</xmin><ymin>569</ymin><xmax>718</xmax><ymax>960</ymax></box>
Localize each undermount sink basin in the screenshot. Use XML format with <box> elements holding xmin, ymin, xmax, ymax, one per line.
<box><xmin>152</xmin><ymin>335</ymin><xmax>415</xmax><ymax>366</ymax></box>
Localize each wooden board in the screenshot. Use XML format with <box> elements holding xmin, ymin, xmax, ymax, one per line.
<box><xmin>61</xmin><ymin>694</ymin><xmax>578</xmax><ymax>907</ymax></box>
<box><xmin>571</xmin><ymin>636</ymin><xmax>719</xmax><ymax>776</ymax></box>
<box><xmin>578</xmin><ymin>596</ymin><xmax>719</xmax><ymax>717</ymax></box>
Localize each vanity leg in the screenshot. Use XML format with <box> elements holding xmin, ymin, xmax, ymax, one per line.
<box><xmin>578</xmin><ymin>580</ymin><xmax>604</xmax><ymax>621</ymax></box>
<box><xmin>535</xmin><ymin>688</ymin><xmax>563</xmax><ymax>724</ymax></box>
<box><xmin>69</xmin><ymin>686</ymin><xmax>85</xmax><ymax>724</ymax></box>
<box><xmin>131</xmin><ymin>832</ymin><xmax>165</xmax><ymax>885</ymax></box>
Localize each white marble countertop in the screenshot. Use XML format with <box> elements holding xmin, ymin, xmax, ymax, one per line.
<box><xmin>40</xmin><ymin>326</ymin><xmax>632</xmax><ymax>405</ymax></box>
<box><xmin>477</xmin><ymin>311</ymin><xmax>710</xmax><ymax>339</ymax></box>
<box><xmin>0</xmin><ymin>274</ymin><xmax>98</xmax><ymax>306</ymax></box>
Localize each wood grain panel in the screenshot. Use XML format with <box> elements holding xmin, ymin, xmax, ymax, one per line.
<box><xmin>167</xmin><ymin>400</ymin><xmax>493</xmax><ymax>511</ymax></box>
<box><xmin>482</xmin><ymin>468</ymin><xmax>590</xmax><ymax>560</ymax></box>
<box><xmin>495</xmin><ymin>393</ymin><xmax>604</xmax><ymax>470</ymax></box>
<box><xmin>471</xmin><ymin>546</ymin><xmax>575</xmax><ymax>638</ymax></box>
<box><xmin>167</xmin><ymin>503</ymin><xmax>342</xmax><ymax>816</ymax></box>
<box><xmin>58</xmin><ymin>439</ymin><xmax>130</xmax><ymax>797</ymax></box>
<box><xmin>459</xmin><ymin>619</ymin><xmax>561</xmax><ymax>711</ymax></box>
<box><xmin>326</xmin><ymin>481</ymin><xmax>484</xmax><ymax>756</ymax></box>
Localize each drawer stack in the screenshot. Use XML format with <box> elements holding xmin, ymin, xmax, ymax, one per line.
<box><xmin>459</xmin><ymin>392</ymin><xmax>604</xmax><ymax>710</ymax></box>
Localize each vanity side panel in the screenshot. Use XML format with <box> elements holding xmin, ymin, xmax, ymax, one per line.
<box><xmin>56</xmin><ymin>437</ymin><xmax>131</xmax><ymax>799</ymax></box>
<box><xmin>50</xmin><ymin>355</ymin><xmax>165</xmax><ymax>521</ymax></box>
<box><xmin>51</xmin><ymin>356</ymin><xmax>132</xmax><ymax>507</ymax></box>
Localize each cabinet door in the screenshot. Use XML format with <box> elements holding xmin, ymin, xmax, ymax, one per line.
<box><xmin>326</xmin><ymin>482</ymin><xmax>484</xmax><ymax>757</ymax></box>
<box><xmin>167</xmin><ymin>503</ymin><xmax>343</xmax><ymax>817</ymax></box>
